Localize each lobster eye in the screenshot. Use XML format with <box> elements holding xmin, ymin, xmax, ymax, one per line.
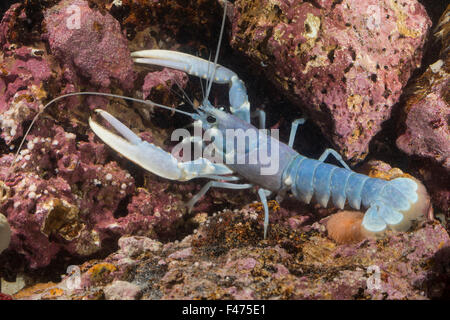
<box><xmin>206</xmin><ymin>115</ymin><xmax>216</xmax><ymax>124</ymax></box>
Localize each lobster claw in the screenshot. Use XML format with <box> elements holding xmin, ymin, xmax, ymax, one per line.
<box><xmin>89</xmin><ymin>109</ymin><xmax>233</xmax><ymax>181</ymax></box>
<box><xmin>132</xmin><ymin>50</ymin><xmax>236</xmax><ymax>83</ymax></box>
<box><xmin>131</xmin><ymin>50</ymin><xmax>251</xmax><ymax>123</ymax></box>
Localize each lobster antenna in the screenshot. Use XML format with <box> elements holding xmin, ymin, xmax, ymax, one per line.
<box><xmin>204</xmin><ymin>51</ymin><xmax>212</xmax><ymax>102</ymax></box>
<box><xmin>10</xmin><ymin>92</ymin><xmax>195</xmax><ymax>170</ymax></box>
<box><xmin>172</xmin><ymin>78</ymin><xmax>195</xmax><ymax>109</ymax></box>
<box><xmin>204</xmin><ymin>1</ymin><xmax>227</xmax><ymax>102</ymax></box>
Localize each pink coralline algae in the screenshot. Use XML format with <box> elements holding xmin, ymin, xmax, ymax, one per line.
<box><xmin>396</xmin><ymin>65</ymin><xmax>449</xmax><ymax>169</ymax></box>
<box><xmin>0</xmin><ymin>122</ymin><xmax>134</xmax><ymax>268</ymax></box>
<box><xmin>0</xmin><ymin>118</ymin><xmax>192</xmax><ymax>268</ymax></box>
<box><xmin>142</xmin><ymin>69</ymin><xmax>188</xmax><ymax>100</ymax></box>
<box><xmin>230</xmin><ymin>0</ymin><xmax>431</xmax><ymax>162</ymax></box>
<box><xmin>396</xmin><ymin>5</ymin><xmax>449</xmax><ymax>214</ymax></box>
<box><xmin>0</xmin><ymin>2</ymin><xmax>191</xmax><ymax>270</ymax></box>
<box><xmin>0</xmin><ymin>5</ymin><xmax>58</xmax><ymax>144</ymax></box>
<box><xmin>43</xmin><ymin>0</ymin><xmax>136</xmax><ymax>90</ymax></box>
<box><xmin>10</xmin><ymin>210</ymin><xmax>450</xmax><ymax>300</ymax></box>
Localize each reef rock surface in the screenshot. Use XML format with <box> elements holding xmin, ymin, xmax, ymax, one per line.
<box><xmin>0</xmin><ymin>0</ymin><xmax>448</xmax><ymax>301</ymax></box>
<box><xmin>396</xmin><ymin>5</ymin><xmax>450</xmax><ymax>215</ymax></box>
<box><xmin>11</xmin><ymin>209</ymin><xmax>450</xmax><ymax>300</ymax></box>
<box><xmin>229</xmin><ymin>0</ymin><xmax>431</xmax><ymax>162</ymax></box>
<box><xmin>0</xmin><ymin>1</ymin><xmax>191</xmax><ymax>270</ymax></box>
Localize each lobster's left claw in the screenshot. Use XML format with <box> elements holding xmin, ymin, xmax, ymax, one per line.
<box><xmin>89</xmin><ymin>109</ymin><xmax>233</xmax><ymax>181</ymax></box>
<box><xmin>132</xmin><ymin>50</ymin><xmax>236</xmax><ymax>83</ymax></box>
<box><xmin>132</xmin><ymin>50</ymin><xmax>251</xmax><ymax>123</ymax></box>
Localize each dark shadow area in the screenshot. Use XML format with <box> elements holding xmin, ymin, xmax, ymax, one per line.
<box><xmin>0</xmin><ymin>1</ymin><xmax>20</xmax><ymax>19</ymax></box>
<box><xmin>421</xmin><ymin>245</ymin><xmax>450</xmax><ymax>299</ymax></box>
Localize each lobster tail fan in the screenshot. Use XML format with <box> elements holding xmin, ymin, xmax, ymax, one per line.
<box><xmin>362</xmin><ymin>177</ymin><xmax>431</xmax><ymax>234</ymax></box>
<box><xmin>388</xmin><ymin>177</ymin><xmax>431</xmax><ymax>231</ymax></box>
<box><xmin>362</xmin><ymin>201</ymin><xmax>404</xmax><ymax>233</ymax></box>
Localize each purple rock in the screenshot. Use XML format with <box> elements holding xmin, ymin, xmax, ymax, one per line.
<box><xmin>397</xmin><ymin>60</ymin><xmax>449</xmax><ymax>169</ymax></box>
<box><xmin>396</xmin><ymin>5</ymin><xmax>449</xmax><ymax>214</ymax></box>
<box><xmin>142</xmin><ymin>68</ymin><xmax>188</xmax><ymax>100</ymax></box>
<box><xmin>103</xmin><ymin>280</ymin><xmax>141</xmax><ymax>300</ymax></box>
<box><xmin>230</xmin><ymin>0</ymin><xmax>431</xmax><ymax>162</ymax></box>
<box><xmin>43</xmin><ymin>0</ymin><xmax>136</xmax><ymax>90</ymax></box>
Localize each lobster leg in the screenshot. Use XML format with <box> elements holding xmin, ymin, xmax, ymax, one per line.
<box><xmin>258</xmin><ymin>188</ymin><xmax>271</xmax><ymax>239</ymax></box>
<box><xmin>288</xmin><ymin>118</ymin><xmax>307</xmax><ymax>148</ymax></box>
<box><xmin>186</xmin><ymin>181</ymin><xmax>253</xmax><ymax>213</ymax></box>
<box><xmin>318</xmin><ymin>148</ymin><xmax>351</xmax><ymax>171</ymax></box>
<box><xmin>89</xmin><ymin>109</ymin><xmax>234</xmax><ymax>181</ymax></box>
<box><xmin>251</xmin><ymin>110</ymin><xmax>266</xmax><ymax>130</ymax></box>
<box><xmin>132</xmin><ymin>50</ymin><xmax>251</xmax><ymax>123</ymax></box>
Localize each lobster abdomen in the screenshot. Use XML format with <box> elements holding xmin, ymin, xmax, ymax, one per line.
<box><xmin>284</xmin><ymin>156</ymin><xmax>428</xmax><ymax>233</ymax></box>
<box><xmin>285</xmin><ymin>155</ymin><xmax>374</xmax><ymax>209</ymax></box>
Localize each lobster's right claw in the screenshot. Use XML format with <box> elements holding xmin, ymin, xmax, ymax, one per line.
<box><xmin>89</xmin><ymin>109</ymin><xmax>233</xmax><ymax>181</ymax></box>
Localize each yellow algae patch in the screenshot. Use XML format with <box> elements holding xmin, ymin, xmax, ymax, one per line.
<box><xmin>42</xmin><ymin>287</ymin><xmax>65</xmax><ymax>299</ymax></box>
<box><xmin>88</xmin><ymin>262</ymin><xmax>117</xmax><ymax>278</ymax></box>
<box><xmin>249</xmin><ymin>200</ymin><xmax>280</xmax><ymax>213</ymax></box>
<box><xmin>30</xmin><ymin>84</ymin><xmax>48</xmax><ymax>102</ymax></box>
<box><xmin>347</xmin><ymin>94</ymin><xmax>364</xmax><ymax>111</ymax></box>
<box><xmin>303</xmin><ymin>13</ymin><xmax>321</xmax><ymax>41</ymax></box>
<box><xmin>13</xmin><ymin>282</ymin><xmax>57</xmax><ymax>299</ymax></box>
<box><xmin>368</xmin><ymin>167</ymin><xmax>412</xmax><ymax>181</ymax></box>
<box><xmin>389</xmin><ymin>0</ymin><xmax>421</xmax><ymax>38</ymax></box>
<box><xmin>347</xmin><ymin>127</ymin><xmax>362</xmax><ymax>145</ymax></box>
<box><xmin>0</xmin><ymin>181</ymin><xmax>10</xmax><ymax>203</ymax></box>
<box><xmin>302</xmin><ymin>54</ymin><xmax>328</xmax><ymax>74</ymax></box>
<box><xmin>40</xmin><ymin>198</ymin><xmax>83</xmax><ymax>241</ymax></box>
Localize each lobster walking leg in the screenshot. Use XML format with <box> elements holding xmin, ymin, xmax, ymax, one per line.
<box><xmin>258</xmin><ymin>188</ymin><xmax>270</xmax><ymax>239</ymax></box>
<box><xmin>288</xmin><ymin>118</ymin><xmax>307</xmax><ymax>148</ymax></box>
<box><xmin>186</xmin><ymin>181</ymin><xmax>253</xmax><ymax>212</ymax></box>
<box><xmin>318</xmin><ymin>148</ymin><xmax>351</xmax><ymax>170</ymax></box>
<box><xmin>251</xmin><ymin>110</ymin><xmax>266</xmax><ymax>130</ymax></box>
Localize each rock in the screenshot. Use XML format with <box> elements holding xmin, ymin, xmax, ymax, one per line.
<box><xmin>118</xmin><ymin>236</ymin><xmax>162</xmax><ymax>258</ymax></box>
<box><xmin>12</xmin><ymin>209</ymin><xmax>450</xmax><ymax>300</ymax></box>
<box><xmin>0</xmin><ymin>4</ymin><xmax>58</xmax><ymax>144</ymax></box>
<box><xmin>230</xmin><ymin>0</ymin><xmax>431</xmax><ymax>162</ymax></box>
<box><xmin>142</xmin><ymin>68</ymin><xmax>188</xmax><ymax>102</ymax></box>
<box><xmin>43</xmin><ymin>0</ymin><xmax>136</xmax><ymax>90</ymax></box>
<box><xmin>396</xmin><ymin>5</ymin><xmax>449</xmax><ymax>214</ymax></box>
<box><xmin>396</xmin><ymin>61</ymin><xmax>449</xmax><ymax>170</ymax></box>
<box><xmin>104</xmin><ymin>280</ymin><xmax>141</xmax><ymax>300</ymax></box>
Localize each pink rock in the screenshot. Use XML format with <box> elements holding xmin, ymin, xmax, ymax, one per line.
<box><xmin>236</xmin><ymin>257</ymin><xmax>258</xmax><ymax>271</ymax></box>
<box><xmin>142</xmin><ymin>68</ymin><xmax>188</xmax><ymax>100</ymax></box>
<box><xmin>230</xmin><ymin>0</ymin><xmax>431</xmax><ymax>162</ymax></box>
<box><xmin>104</xmin><ymin>280</ymin><xmax>141</xmax><ymax>300</ymax></box>
<box><xmin>118</xmin><ymin>236</ymin><xmax>162</xmax><ymax>258</ymax></box>
<box><xmin>0</xmin><ymin>122</ymin><xmax>139</xmax><ymax>268</ymax></box>
<box><xmin>126</xmin><ymin>183</ymin><xmax>186</xmax><ymax>240</ymax></box>
<box><xmin>0</xmin><ymin>6</ymin><xmax>57</xmax><ymax>143</ymax></box>
<box><xmin>396</xmin><ymin>6</ymin><xmax>449</xmax><ymax>214</ymax></box>
<box><xmin>43</xmin><ymin>0</ymin><xmax>136</xmax><ymax>90</ymax></box>
<box><xmin>168</xmin><ymin>247</ymin><xmax>192</xmax><ymax>260</ymax></box>
<box><xmin>396</xmin><ymin>61</ymin><xmax>449</xmax><ymax>170</ymax></box>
